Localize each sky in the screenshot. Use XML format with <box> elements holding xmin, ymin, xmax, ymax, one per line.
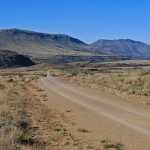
<box><xmin>0</xmin><ymin>0</ymin><xmax>150</xmax><ymax>44</ymax></box>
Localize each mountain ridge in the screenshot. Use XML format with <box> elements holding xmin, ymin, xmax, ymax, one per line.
<box><xmin>91</xmin><ymin>39</ymin><xmax>150</xmax><ymax>57</ymax></box>
<box><xmin>0</xmin><ymin>28</ymin><xmax>101</xmax><ymax>57</ymax></box>
<box><xmin>0</xmin><ymin>28</ymin><xmax>85</xmax><ymax>44</ymax></box>
<box><xmin>0</xmin><ymin>28</ymin><xmax>150</xmax><ymax>59</ymax></box>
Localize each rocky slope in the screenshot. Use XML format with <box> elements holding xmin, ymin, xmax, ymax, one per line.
<box><xmin>0</xmin><ymin>50</ymin><xmax>35</xmax><ymax>68</ymax></box>
<box><xmin>0</xmin><ymin>28</ymin><xmax>101</xmax><ymax>57</ymax></box>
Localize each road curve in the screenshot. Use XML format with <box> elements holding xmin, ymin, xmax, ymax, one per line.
<box><xmin>38</xmin><ymin>72</ymin><xmax>150</xmax><ymax>149</ymax></box>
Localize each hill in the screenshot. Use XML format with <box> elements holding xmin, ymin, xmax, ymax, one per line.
<box><xmin>91</xmin><ymin>39</ymin><xmax>150</xmax><ymax>57</ymax></box>
<box><xmin>0</xmin><ymin>29</ymin><xmax>149</xmax><ymax>63</ymax></box>
<box><xmin>0</xmin><ymin>28</ymin><xmax>102</xmax><ymax>57</ymax></box>
<box><xmin>0</xmin><ymin>50</ymin><xmax>35</xmax><ymax>68</ymax></box>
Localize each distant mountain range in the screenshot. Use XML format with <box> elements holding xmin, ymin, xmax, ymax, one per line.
<box><xmin>0</xmin><ymin>28</ymin><xmax>102</xmax><ymax>57</ymax></box>
<box><xmin>0</xmin><ymin>50</ymin><xmax>35</xmax><ymax>68</ymax></box>
<box><xmin>91</xmin><ymin>39</ymin><xmax>150</xmax><ymax>57</ymax></box>
<box><xmin>0</xmin><ymin>28</ymin><xmax>149</xmax><ymax>61</ymax></box>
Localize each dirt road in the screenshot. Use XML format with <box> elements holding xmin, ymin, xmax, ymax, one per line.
<box><xmin>38</xmin><ymin>72</ymin><xmax>150</xmax><ymax>150</ymax></box>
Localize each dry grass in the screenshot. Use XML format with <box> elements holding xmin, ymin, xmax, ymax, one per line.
<box><xmin>122</xmin><ymin>72</ymin><xmax>149</xmax><ymax>97</ymax></box>
<box><xmin>51</xmin><ymin>60</ymin><xmax>150</xmax><ymax>105</ymax></box>
<box><xmin>0</xmin><ymin>63</ymin><xmax>128</xmax><ymax>149</ymax></box>
<box><xmin>101</xmin><ymin>139</ymin><xmax>124</xmax><ymax>150</ymax></box>
<box><xmin>0</xmin><ymin>64</ymin><xmax>87</xmax><ymax>149</ymax></box>
<box><xmin>0</xmin><ymin>75</ymin><xmax>41</xmax><ymax>149</ymax></box>
<box><xmin>0</xmin><ymin>64</ymin><xmax>51</xmax><ymax>149</ymax></box>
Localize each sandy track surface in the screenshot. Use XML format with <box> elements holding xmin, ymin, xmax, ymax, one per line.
<box><xmin>38</xmin><ymin>73</ymin><xmax>150</xmax><ymax>150</ymax></box>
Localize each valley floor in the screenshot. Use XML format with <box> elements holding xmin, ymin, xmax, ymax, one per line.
<box><xmin>38</xmin><ymin>71</ymin><xmax>150</xmax><ymax>150</ymax></box>
<box><xmin>0</xmin><ymin>62</ymin><xmax>149</xmax><ymax>150</ymax></box>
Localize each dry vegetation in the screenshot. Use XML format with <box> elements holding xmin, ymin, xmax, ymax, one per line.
<box><xmin>0</xmin><ymin>64</ymin><xmax>48</xmax><ymax>149</ymax></box>
<box><xmin>0</xmin><ymin>64</ymin><xmax>76</xmax><ymax>149</ymax></box>
<box><xmin>51</xmin><ymin>60</ymin><xmax>150</xmax><ymax>105</ymax></box>
<box><xmin>0</xmin><ymin>63</ymin><xmax>125</xmax><ymax>150</ymax></box>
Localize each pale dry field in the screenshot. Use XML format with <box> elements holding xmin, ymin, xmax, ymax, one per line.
<box><xmin>51</xmin><ymin>60</ymin><xmax>150</xmax><ymax>106</ymax></box>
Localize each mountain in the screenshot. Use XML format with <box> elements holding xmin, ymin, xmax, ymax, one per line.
<box><xmin>91</xmin><ymin>39</ymin><xmax>150</xmax><ymax>57</ymax></box>
<box><xmin>0</xmin><ymin>50</ymin><xmax>35</xmax><ymax>68</ymax></box>
<box><xmin>0</xmin><ymin>28</ymin><xmax>149</xmax><ymax>62</ymax></box>
<box><xmin>0</xmin><ymin>28</ymin><xmax>102</xmax><ymax>57</ymax></box>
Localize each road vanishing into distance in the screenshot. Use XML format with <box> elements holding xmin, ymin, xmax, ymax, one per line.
<box><xmin>39</xmin><ymin>71</ymin><xmax>150</xmax><ymax>150</ymax></box>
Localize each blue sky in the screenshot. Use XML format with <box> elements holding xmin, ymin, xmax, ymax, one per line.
<box><xmin>0</xmin><ymin>0</ymin><xmax>150</xmax><ymax>44</ymax></box>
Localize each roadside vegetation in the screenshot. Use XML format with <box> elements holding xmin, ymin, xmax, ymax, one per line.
<box><xmin>0</xmin><ymin>63</ymin><xmax>125</xmax><ymax>149</ymax></box>
<box><xmin>0</xmin><ymin>64</ymin><xmax>48</xmax><ymax>149</ymax></box>
<box><xmin>124</xmin><ymin>70</ymin><xmax>150</xmax><ymax>96</ymax></box>
<box><xmin>50</xmin><ymin>60</ymin><xmax>150</xmax><ymax>105</ymax></box>
<box><xmin>0</xmin><ymin>64</ymin><xmax>69</xmax><ymax>149</ymax></box>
